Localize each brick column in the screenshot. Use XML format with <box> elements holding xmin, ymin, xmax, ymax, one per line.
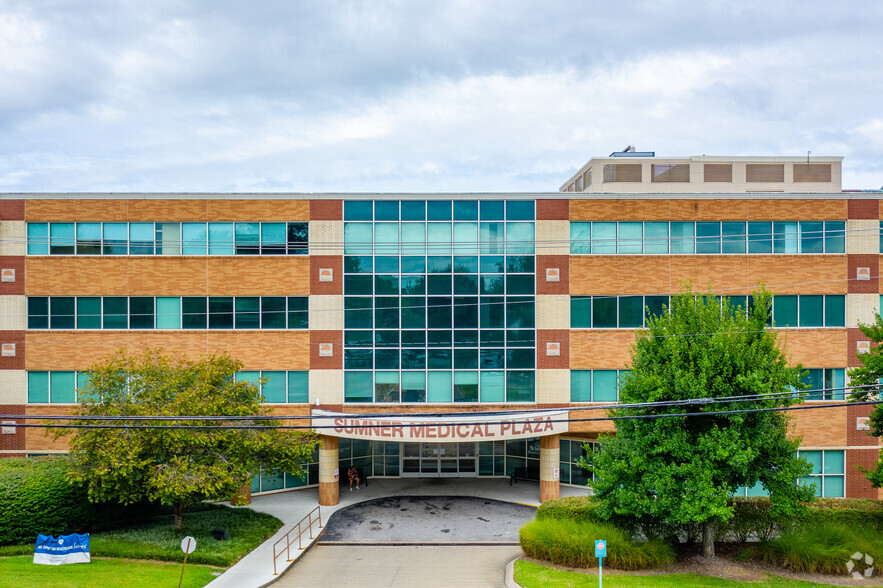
<box><xmin>539</xmin><ymin>434</ymin><xmax>560</xmax><ymax>503</ymax></box>
<box><xmin>318</xmin><ymin>435</ymin><xmax>340</xmax><ymax>506</ymax></box>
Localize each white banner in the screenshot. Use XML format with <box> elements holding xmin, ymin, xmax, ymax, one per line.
<box><xmin>313</xmin><ymin>409</ymin><xmax>568</xmax><ymax>441</ymax></box>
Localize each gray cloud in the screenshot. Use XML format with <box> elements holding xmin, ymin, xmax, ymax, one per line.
<box><xmin>0</xmin><ymin>0</ymin><xmax>881</xmax><ymax>192</ymax></box>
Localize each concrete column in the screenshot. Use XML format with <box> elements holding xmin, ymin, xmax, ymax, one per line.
<box><xmin>318</xmin><ymin>435</ymin><xmax>340</xmax><ymax>506</ymax></box>
<box><xmin>539</xmin><ymin>434</ymin><xmax>560</xmax><ymax>503</ymax></box>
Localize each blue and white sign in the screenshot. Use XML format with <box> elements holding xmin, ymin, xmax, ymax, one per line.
<box><xmin>34</xmin><ymin>533</ymin><xmax>91</xmax><ymax>565</ymax></box>
<box><xmin>595</xmin><ymin>539</ymin><xmax>607</xmax><ymax>558</ymax></box>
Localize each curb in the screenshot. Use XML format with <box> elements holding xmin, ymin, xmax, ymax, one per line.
<box><xmin>505</xmin><ymin>556</ymin><xmax>521</xmax><ymax>588</ymax></box>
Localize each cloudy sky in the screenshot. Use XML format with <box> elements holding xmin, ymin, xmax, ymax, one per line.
<box><xmin>0</xmin><ymin>1</ymin><xmax>881</xmax><ymax>193</ymax></box>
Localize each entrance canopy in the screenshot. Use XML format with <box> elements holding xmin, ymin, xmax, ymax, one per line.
<box><xmin>312</xmin><ymin>409</ymin><xmax>568</xmax><ymax>442</ymax></box>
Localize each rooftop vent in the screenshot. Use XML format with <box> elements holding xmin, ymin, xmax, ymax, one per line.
<box><xmin>610</xmin><ymin>145</ymin><xmax>655</xmax><ymax>157</ymax></box>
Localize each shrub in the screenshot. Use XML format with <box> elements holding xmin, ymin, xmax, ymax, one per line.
<box><xmin>0</xmin><ymin>456</ymin><xmax>157</xmax><ymax>545</ymax></box>
<box><xmin>520</xmin><ymin>518</ymin><xmax>675</xmax><ymax>570</ymax></box>
<box><xmin>536</xmin><ymin>496</ymin><xmax>604</xmax><ymax>523</ymax></box>
<box><xmin>759</xmin><ymin>523</ymin><xmax>883</xmax><ymax>575</ymax></box>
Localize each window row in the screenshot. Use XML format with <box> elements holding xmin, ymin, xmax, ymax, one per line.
<box><xmin>570</xmin><ymin>370</ymin><xmax>629</xmax><ymax>402</ymax></box>
<box><xmin>797</xmin><ymin>450</ymin><xmax>845</xmax><ymax>498</ymax></box>
<box><xmin>801</xmin><ymin>369</ymin><xmax>846</xmax><ymax>401</ymax></box>
<box><xmin>344</xmin><ymin>200</ymin><xmax>534</xmax><ymax>221</ymax></box>
<box><xmin>559</xmin><ymin>439</ymin><xmax>597</xmax><ymax>486</ymax></box>
<box><xmin>344</xmin><ymin>346</ymin><xmax>537</xmax><ymax>370</ymax></box>
<box><xmin>344</xmin><ymin>274</ymin><xmax>536</xmax><ymax>296</ymax></box>
<box><xmin>344</xmin><ymin>297</ymin><xmax>535</xmax><ymax>330</ymax></box>
<box><xmin>343</xmin><ymin>222</ymin><xmax>535</xmax><ymax>255</ymax></box>
<box><xmin>27</xmin><ymin>296</ymin><xmax>309</xmax><ymax>330</ymax></box>
<box><xmin>570</xmin><ymin>295</ymin><xmax>845</xmax><ymax>329</ymax></box>
<box><xmin>26</xmin><ymin>222</ymin><xmax>309</xmax><ymax>256</ymax></box>
<box><xmin>343</xmin><ymin>370</ymin><xmax>535</xmax><ymax>403</ymax></box>
<box><xmin>27</xmin><ymin>370</ymin><xmax>309</xmax><ymax>404</ymax></box>
<box><xmin>250</xmin><ymin>450</ymin><xmax>319</xmax><ymax>493</ymax></box>
<box><xmin>236</xmin><ymin>371</ymin><xmax>309</xmax><ymax>403</ymax></box>
<box><xmin>344</xmin><ymin>255</ymin><xmax>534</xmax><ymax>275</ymax></box>
<box><xmin>570</xmin><ymin>221</ymin><xmax>846</xmax><ymax>255</ymax></box>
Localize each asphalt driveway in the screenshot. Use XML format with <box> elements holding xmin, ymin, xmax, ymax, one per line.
<box><xmin>318</xmin><ymin>495</ymin><xmax>537</xmax><ymax>544</ymax></box>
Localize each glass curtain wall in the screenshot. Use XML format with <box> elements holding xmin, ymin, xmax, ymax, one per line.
<box><xmin>342</xmin><ymin>200</ymin><xmax>536</xmax><ymax>403</ymax></box>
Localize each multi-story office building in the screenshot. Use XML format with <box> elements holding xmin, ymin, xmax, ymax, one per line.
<box><xmin>1</xmin><ymin>152</ymin><xmax>880</xmax><ymax>506</ymax></box>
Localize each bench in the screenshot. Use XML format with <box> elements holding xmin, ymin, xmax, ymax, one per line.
<box><xmin>339</xmin><ymin>467</ymin><xmax>368</xmax><ymax>488</ymax></box>
<box><xmin>509</xmin><ymin>467</ymin><xmax>539</xmax><ymax>486</ymax></box>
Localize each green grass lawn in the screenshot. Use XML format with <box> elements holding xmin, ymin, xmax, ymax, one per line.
<box><xmin>514</xmin><ymin>560</ymin><xmax>845</xmax><ymax>587</ymax></box>
<box><xmin>0</xmin><ymin>556</ymin><xmax>223</xmax><ymax>588</ymax></box>
<box><xmin>0</xmin><ymin>504</ymin><xmax>282</xmax><ymax>567</ymax></box>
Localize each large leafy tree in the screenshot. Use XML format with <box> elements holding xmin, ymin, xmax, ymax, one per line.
<box><xmin>56</xmin><ymin>349</ymin><xmax>317</xmax><ymax>529</ymax></box>
<box><xmin>847</xmin><ymin>312</ymin><xmax>883</xmax><ymax>486</ymax></box>
<box><xmin>588</xmin><ymin>289</ymin><xmax>814</xmax><ymax>558</ymax></box>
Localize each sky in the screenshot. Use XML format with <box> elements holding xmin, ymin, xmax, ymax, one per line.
<box><xmin>0</xmin><ymin>1</ymin><xmax>881</xmax><ymax>194</ymax></box>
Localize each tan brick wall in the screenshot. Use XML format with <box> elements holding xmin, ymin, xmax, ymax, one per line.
<box><xmin>570</xmin><ymin>199</ymin><xmax>671</xmax><ymax>221</ymax></box>
<box><xmin>0</xmin><ymin>221</ymin><xmax>26</xmax><ymax>256</ymax></box>
<box><xmin>567</xmin><ymin>408</ymin><xmax>616</xmax><ymax>434</ymax></box>
<box><xmin>536</xmin><ymin>369</ymin><xmax>570</xmax><ymax>404</ymax></box>
<box><xmin>535</xmin><ymin>221</ymin><xmax>570</xmax><ymax>255</ymax></box>
<box><xmin>309</xmin><ymin>221</ymin><xmax>344</xmax><ymax>256</ymax></box>
<box><xmin>536</xmin><ymin>295</ymin><xmax>570</xmax><ymax>330</ymax></box>
<box><xmin>0</xmin><ymin>296</ymin><xmax>26</xmax><ymax>330</ymax></box>
<box><xmin>126</xmin><ymin>200</ymin><xmax>207</xmax><ymax>221</ymax></box>
<box><xmin>206</xmin><ymin>200</ymin><xmax>309</xmax><ymax>221</ymax></box>
<box><xmin>311</xmin><ymin>370</ymin><xmax>344</xmax><ymax>405</ymax></box>
<box><xmin>25</xmin><ymin>405</ymin><xmax>76</xmax><ymax>451</ymax></box>
<box><xmin>570</xmin><ymin>255</ymin><xmax>849</xmax><ymax>296</ymax></box>
<box><xmin>846</xmin><ymin>219</ymin><xmax>879</xmax><ymax>254</ymax></box>
<box><xmin>25</xmin><ymin>198</ymin><xmax>310</xmax><ymax>221</ymax></box>
<box><xmin>749</xmin><ymin>257</ymin><xmax>847</xmax><ymax>294</ymax></box>
<box><xmin>25</xmin><ymin>257</ymin><xmax>310</xmax><ymax>296</ymax></box>
<box><xmin>24</xmin><ymin>331</ymin><xmax>310</xmax><ymax>370</ymax></box>
<box><xmin>26</xmin><ymin>200</ymin><xmax>129</xmax><ymax>221</ymax></box>
<box><xmin>570</xmin><ymin>329</ymin><xmax>635</xmax><ymax>369</ymax></box>
<box><xmin>0</xmin><ymin>370</ymin><xmax>26</xmax><ymax>403</ymax></box>
<box><xmin>747</xmin><ymin>200</ymin><xmax>846</xmax><ymax>220</ymax></box>
<box><xmin>669</xmin><ymin>200</ymin><xmax>749</xmax><ymax>220</ymax></box>
<box><xmin>309</xmin><ymin>295</ymin><xmax>344</xmax><ymax>331</ymax></box>
<box><xmin>847</xmin><ymin>293</ymin><xmax>879</xmax><ymax>328</ymax></box>
<box><xmin>775</xmin><ymin>329</ymin><xmax>847</xmax><ymax>367</ymax></box>
<box><xmin>791</xmin><ymin>406</ymin><xmax>847</xmax><ymax>446</ymax></box>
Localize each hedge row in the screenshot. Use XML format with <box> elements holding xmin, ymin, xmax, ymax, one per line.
<box><xmin>536</xmin><ymin>495</ymin><xmax>883</xmax><ymax>543</ymax></box>
<box><xmin>0</xmin><ymin>456</ymin><xmax>157</xmax><ymax>545</ymax></box>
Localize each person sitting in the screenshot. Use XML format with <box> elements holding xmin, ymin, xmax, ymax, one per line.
<box><xmin>348</xmin><ymin>466</ymin><xmax>360</xmax><ymax>491</ymax></box>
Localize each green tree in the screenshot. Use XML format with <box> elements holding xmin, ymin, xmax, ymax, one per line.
<box><xmin>56</xmin><ymin>349</ymin><xmax>317</xmax><ymax>529</ymax></box>
<box><xmin>587</xmin><ymin>289</ymin><xmax>814</xmax><ymax>558</ymax></box>
<box><xmin>847</xmin><ymin>312</ymin><xmax>883</xmax><ymax>486</ymax></box>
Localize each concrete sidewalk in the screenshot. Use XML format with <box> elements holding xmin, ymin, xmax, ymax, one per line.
<box><xmin>205</xmin><ymin>478</ymin><xmax>588</xmax><ymax>588</ymax></box>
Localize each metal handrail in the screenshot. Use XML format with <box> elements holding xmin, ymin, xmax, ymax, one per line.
<box><xmin>272</xmin><ymin>506</ymin><xmax>322</xmax><ymax>575</ymax></box>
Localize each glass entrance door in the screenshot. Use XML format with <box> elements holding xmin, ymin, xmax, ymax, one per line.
<box><xmin>401</xmin><ymin>442</ymin><xmax>477</xmax><ymax>478</ymax></box>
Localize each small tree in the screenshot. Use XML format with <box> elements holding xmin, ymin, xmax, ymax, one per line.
<box><xmin>587</xmin><ymin>289</ymin><xmax>814</xmax><ymax>558</ymax></box>
<box><xmin>848</xmin><ymin>312</ymin><xmax>883</xmax><ymax>486</ymax></box>
<box><xmin>56</xmin><ymin>349</ymin><xmax>317</xmax><ymax>529</ymax></box>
